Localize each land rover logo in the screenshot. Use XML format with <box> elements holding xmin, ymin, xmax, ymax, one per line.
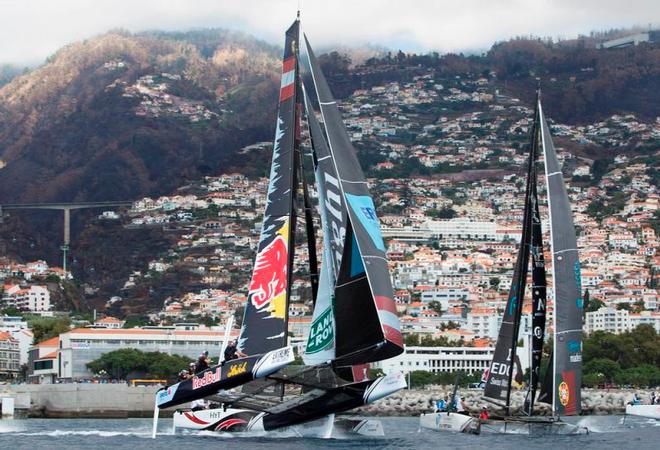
<box><xmin>558</xmin><ymin>381</ymin><xmax>570</xmax><ymax>406</ymax></box>
<box><xmin>306</xmin><ymin>306</ymin><xmax>334</xmax><ymax>354</ymax></box>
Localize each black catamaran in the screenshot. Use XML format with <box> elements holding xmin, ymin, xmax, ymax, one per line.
<box><xmin>153</xmin><ymin>13</ymin><xmax>405</xmax><ymax>437</ymax></box>
<box><xmin>480</xmin><ymin>91</ymin><xmax>586</xmax><ymax>434</ymax></box>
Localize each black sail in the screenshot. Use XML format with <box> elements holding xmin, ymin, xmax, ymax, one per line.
<box><xmin>527</xmin><ymin>168</ymin><xmax>548</xmax><ymax>413</ymax></box>
<box><xmin>539</xmin><ymin>101</ymin><xmax>583</xmax><ymax>416</ymax></box>
<box><xmin>238</xmin><ymin>19</ymin><xmax>300</xmax><ymax>356</ymax></box>
<box><xmin>304</xmin><ymin>35</ymin><xmax>403</xmax><ymax>365</ymax></box>
<box><xmin>484</xmin><ymin>104</ymin><xmax>538</xmax><ymax>408</ymax></box>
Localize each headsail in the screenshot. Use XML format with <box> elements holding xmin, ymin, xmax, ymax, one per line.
<box><xmin>539</xmin><ymin>100</ymin><xmax>583</xmax><ymax>416</ymax></box>
<box><xmin>483</xmin><ymin>125</ymin><xmax>535</xmax><ymax>408</ymax></box>
<box><xmin>238</xmin><ymin>19</ymin><xmax>301</xmax><ymax>356</ymax></box>
<box><xmin>302</xmin><ymin>86</ymin><xmax>340</xmax><ymax>365</ymax></box>
<box><xmin>304</xmin><ymin>35</ymin><xmax>403</xmax><ymax>365</ymax></box>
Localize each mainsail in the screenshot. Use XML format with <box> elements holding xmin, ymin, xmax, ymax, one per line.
<box><xmin>538</xmin><ymin>100</ymin><xmax>583</xmax><ymax>416</ymax></box>
<box><xmin>304</xmin><ymin>35</ymin><xmax>403</xmax><ymax>366</ymax></box>
<box><xmin>238</xmin><ymin>19</ymin><xmax>301</xmax><ymax>356</ymax></box>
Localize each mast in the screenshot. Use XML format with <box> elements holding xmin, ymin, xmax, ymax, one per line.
<box><xmin>301</xmin><ymin>157</ymin><xmax>319</xmax><ymax>305</ymax></box>
<box><xmin>539</xmin><ymin>94</ymin><xmax>583</xmax><ymax>417</ymax></box>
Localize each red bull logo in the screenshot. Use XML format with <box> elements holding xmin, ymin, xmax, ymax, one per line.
<box><xmin>248</xmin><ymin>222</ymin><xmax>289</xmax><ymax>318</ymax></box>
<box><xmin>192</xmin><ymin>367</ymin><xmax>221</xmax><ymax>390</ymax></box>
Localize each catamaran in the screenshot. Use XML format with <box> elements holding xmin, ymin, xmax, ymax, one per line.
<box><xmin>480</xmin><ymin>91</ymin><xmax>588</xmax><ymax>435</ymax></box>
<box><xmin>152</xmin><ymin>13</ymin><xmax>406</xmax><ymax>438</ymax></box>
<box><xmin>420</xmin><ymin>91</ymin><xmax>588</xmax><ymax>435</ymax></box>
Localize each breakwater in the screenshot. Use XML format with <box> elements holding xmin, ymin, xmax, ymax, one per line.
<box><xmin>0</xmin><ymin>384</ymin><xmax>651</xmax><ymax>418</ymax></box>
<box><xmin>359</xmin><ymin>387</ymin><xmax>654</xmax><ymax>416</ymax></box>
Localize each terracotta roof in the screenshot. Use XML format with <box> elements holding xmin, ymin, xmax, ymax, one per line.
<box><xmin>39</xmin><ymin>350</ymin><xmax>58</xmax><ymax>359</ymax></box>
<box><xmin>36</xmin><ymin>336</ymin><xmax>60</xmax><ymax>347</ymax></box>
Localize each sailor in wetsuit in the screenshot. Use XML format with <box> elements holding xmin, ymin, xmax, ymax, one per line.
<box><xmin>223</xmin><ymin>340</ymin><xmax>247</xmax><ymax>362</ymax></box>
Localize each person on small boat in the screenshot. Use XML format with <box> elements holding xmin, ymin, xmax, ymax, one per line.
<box><xmin>629</xmin><ymin>393</ymin><xmax>641</xmax><ymax>405</ymax></box>
<box><xmin>456</xmin><ymin>397</ymin><xmax>467</xmax><ymax>415</ymax></box>
<box><xmin>224</xmin><ymin>340</ymin><xmax>247</xmax><ymax>362</ymax></box>
<box><xmin>479</xmin><ymin>406</ymin><xmax>489</xmax><ymax>421</ymax></box>
<box><xmin>177</xmin><ymin>369</ymin><xmax>189</xmax><ymax>382</ymax></box>
<box><xmin>434</xmin><ymin>397</ymin><xmax>447</xmax><ymax>412</ymax></box>
<box><xmin>188</xmin><ymin>362</ymin><xmax>197</xmax><ymax>376</ymax></box>
<box><xmin>651</xmin><ymin>391</ymin><xmax>657</xmax><ymax>405</ymax></box>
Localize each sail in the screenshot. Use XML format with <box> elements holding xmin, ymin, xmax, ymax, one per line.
<box><xmin>483</xmin><ymin>141</ymin><xmax>535</xmax><ymax>406</ymax></box>
<box><xmin>527</xmin><ymin>159</ymin><xmax>548</xmax><ymax>412</ymax></box>
<box><xmin>238</xmin><ymin>19</ymin><xmax>300</xmax><ymax>356</ymax></box>
<box><xmin>539</xmin><ymin>101</ymin><xmax>583</xmax><ymax>416</ymax></box>
<box><xmin>304</xmin><ymin>35</ymin><xmax>403</xmax><ymax>365</ymax></box>
<box><xmin>302</xmin><ymin>88</ymin><xmax>341</xmax><ymax>365</ymax></box>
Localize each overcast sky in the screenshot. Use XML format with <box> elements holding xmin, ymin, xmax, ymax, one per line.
<box><xmin>1</xmin><ymin>0</ymin><xmax>658</xmax><ymax>65</ymax></box>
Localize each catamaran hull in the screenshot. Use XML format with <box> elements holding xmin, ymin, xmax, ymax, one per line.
<box><xmin>479</xmin><ymin>418</ymin><xmax>588</xmax><ymax>435</ymax></box>
<box><xmin>419</xmin><ymin>412</ymin><xmax>480</xmax><ymax>434</ymax></box>
<box><xmin>156</xmin><ymin>346</ymin><xmax>294</xmax><ymax>409</ymax></box>
<box><xmin>333</xmin><ymin>418</ymin><xmax>384</xmax><ymax>436</ymax></box>
<box><xmin>173</xmin><ymin>408</ymin><xmax>382</xmax><ymax>437</ymax></box>
<box><xmin>173</xmin><ymin>408</ymin><xmax>258</xmax><ymax>432</ymax></box>
<box><xmin>626</xmin><ymin>404</ymin><xmax>660</xmax><ymax>420</ymax></box>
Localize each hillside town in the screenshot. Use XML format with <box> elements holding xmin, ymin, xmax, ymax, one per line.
<box><xmin>0</xmin><ymin>69</ymin><xmax>658</xmax><ymax>382</ymax></box>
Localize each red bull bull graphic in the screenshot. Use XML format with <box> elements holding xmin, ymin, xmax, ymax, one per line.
<box><xmin>248</xmin><ymin>221</ymin><xmax>289</xmax><ymax>319</ymax></box>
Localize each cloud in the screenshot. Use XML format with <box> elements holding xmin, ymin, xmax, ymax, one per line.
<box><xmin>0</xmin><ymin>0</ymin><xmax>658</xmax><ymax>65</ymax></box>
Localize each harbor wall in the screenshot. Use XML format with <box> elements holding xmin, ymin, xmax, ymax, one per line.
<box><xmin>0</xmin><ymin>384</ymin><xmax>653</xmax><ymax>418</ymax></box>
<box><xmin>1</xmin><ymin>384</ymin><xmax>176</xmax><ymax>418</ymax></box>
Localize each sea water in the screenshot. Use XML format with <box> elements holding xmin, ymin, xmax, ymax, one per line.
<box><xmin>0</xmin><ymin>416</ymin><xmax>658</xmax><ymax>449</ymax></box>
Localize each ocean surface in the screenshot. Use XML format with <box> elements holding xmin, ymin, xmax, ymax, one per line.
<box><xmin>0</xmin><ymin>416</ymin><xmax>658</xmax><ymax>450</ymax></box>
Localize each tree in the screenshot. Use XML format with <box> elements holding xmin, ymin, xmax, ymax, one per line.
<box><xmin>428</xmin><ymin>301</ymin><xmax>443</xmax><ymax>317</ymax></box>
<box><xmin>30</xmin><ymin>316</ymin><xmax>71</xmax><ymax>343</ymax></box>
<box><xmin>584</xmin><ymin>358</ymin><xmax>621</xmax><ymax>382</ymax></box>
<box><xmin>87</xmin><ymin>349</ymin><xmax>193</xmax><ymax>380</ymax></box>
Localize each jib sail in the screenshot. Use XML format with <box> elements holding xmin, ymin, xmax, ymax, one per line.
<box><xmin>302</xmin><ymin>86</ymin><xmax>341</xmax><ymax>365</ymax></box>
<box><xmin>304</xmin><ymin>35</ymin><xmax>403</xmax><ymax>366</ymax></box>
<box><xmin>238</xmin><ymin>19</ymin><xmax>301</xmax><ymax>356</ymax></box>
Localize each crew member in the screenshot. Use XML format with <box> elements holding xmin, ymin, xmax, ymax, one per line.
<box><xmin>177</xmin><ymin>369</ymin><xmax>189</xmax><ymax>382</ymax></box>
<box><xmin>434</xmin><ymin>397</ymin><xmax>447</xmax><ymax>412</ymax></box>
<box><xmin>224</xmin><ymin>340</ymin><xmax>247</xmax><ymax>362</ymax></box>
<box><xmin>479</xmin><ymin>406</ymin><xmax>489</xmax><ymax>420</ymax></box>
<box><xmin>189</xmin><ymin>362</ymin><xmax>197</xmax><ymax>376</ymax></box>
<box><xmin>195</xmin><ymin>351</ymin><xmax>211</xmax><ymax>373</ymax></box>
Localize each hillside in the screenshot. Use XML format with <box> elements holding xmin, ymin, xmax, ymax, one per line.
<box><xmin>0</xmin><ymin>28</ymin><xmax>658</xmax><ymax>306</ymax></box>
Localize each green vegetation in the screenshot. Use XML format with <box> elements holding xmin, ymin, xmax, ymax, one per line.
<box><xmin>409</xmin><ymin>370</ymin><xmax>482</xmax><ymax>388</ymax></box>
<box><xmin>582</xmin><ymin>325</ymin><xmax>660</xmax><ymax>387</ymax></box>
<box><xmin>30</xmin><ymin>316</ymin><xmax>71</xmax><ymax>343</ymax></box>
<box><xmin>86</xmin><ymin>348</ymin><xmax>193</xmax><ymax>380</ymax></box>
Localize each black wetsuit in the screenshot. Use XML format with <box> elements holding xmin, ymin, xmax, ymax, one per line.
<box><xmin>224</xmin><ymin>345</ymin><xmax>238</xmax><ymax>362</ymax></box>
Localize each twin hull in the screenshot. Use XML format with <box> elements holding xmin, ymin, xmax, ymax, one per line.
<box><xmin>173</xmin><ymin>372</ymin><xmax>406</xmax><ymax>433</ymax></box>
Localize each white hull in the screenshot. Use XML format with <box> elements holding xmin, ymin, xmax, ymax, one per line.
<box><xmin>419</xmin><ymin>412</ymin><xmax>480</xmax><ymax>434</ymax></box>
<box><xmin>173</xmin><ymin>408</ymin><xmax>381</xmax><ymax>437</ymax></box>
<box><xmin>626</xmin><ymin>404</ymin><xmax>660</xmax><ymax>420</ymax></box>
<box><xmin>480</xmin><ymin>418</ymin><xmax>588</xmax><ymax>435</ymax></box>
<box><xmin>333</xmin><ymin>418</ymin><xmax>384</xmax><ymax>437</ymax></box>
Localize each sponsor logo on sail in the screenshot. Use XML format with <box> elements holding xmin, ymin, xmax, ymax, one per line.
<box><xmin>248</xmin><ymin>222</ymin><xmax>289</xmax><ymax>318</ymax></box>
<box><xmin>558</xmin><ymin>381</ymin><xmax>570</xmax><ymax>406</ymax></box>
<box><xmin>226</xmin><ymin>362</ymin><xmax>248</xmax><ymax>378</ymax></box>
<box><xmin>306</xmin><ymin>306</ymin><xmax>334</xmax><ymax>354</ymax></box>
<box><xmin>574</xmin><ymin>261</ymin><xmax>583</xmax><ymax>308</ymax></box>
<box><xmin>345</xmin><ymin>193</ymin><xmax>386</xmax><ymax>251</ymax></box>
<box><xmin>192</xmin><ymin>368</ymin><xmax>221</xmax><ymax>390</ymax></box>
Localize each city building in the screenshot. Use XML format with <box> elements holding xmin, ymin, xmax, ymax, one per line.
<box><xmin>27</xmin><ymin>327</ymin><xmax>238</xmax><ymax>381</ymax></box>
<box><xmin>376</xmin><ymin>345</ymin><xmax>498</xmax><ymax>376</ymax></box>
<box><xmin>0</xmin><ymin>331</ymin><xmax>20</xmax><ymax>379</ymax></box>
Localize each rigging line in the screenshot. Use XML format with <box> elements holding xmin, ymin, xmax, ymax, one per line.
<box><xmin>335</xmin><ymin>274</ymin><xmax>369</xmax><ymax>289</ymax></box>
<box><xmin>338</xmin><ymin>180</ymin><xmax>368</xmax><ymax>184</ymax></box>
